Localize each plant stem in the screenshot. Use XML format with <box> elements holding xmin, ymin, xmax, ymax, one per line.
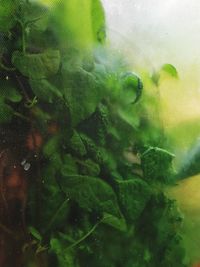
<box><xmin>66</xmin><ymin>220</ymin><xmax>101</xmax><ymax>251</ymax></box>
<box><xmin>15</xmin><ymin>18</ymin><xmax>26</xmax><ymax>53</ymax></box>
<box><xmin>0</xmin><ymin>63</ymin><xmax>15</xmax><ymax>72</ymax></box>
<box><xmin>44</xmin><ymin>198</ymin><xmax>69</xmax><ymax>233</ymax></box>
<box><xmin>15</xmin><ymin>74</ymin><xmax>31</xmax><ymax>102</ymax></box>
<box><xmin>13</xmin><ymin>112</ymin><xmax>31</xmax><ymax>122</ymax></box>
<box><xmin>21</xmin><ymin>24</ymin><xmax>26</xmax><ymax>54</ymax></box>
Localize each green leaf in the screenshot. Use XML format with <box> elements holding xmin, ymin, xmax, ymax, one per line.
<box><xmin>69</xmin><ymin>131</ymin><xmax>87</xmax><ymax>156</ymax></box>
<box><xmin>1</xmin><ymin>87</ymin><xmax>22</xmax><ymax>103</ymax></box>
<box><xmin>0</xmin><ymin>79</ymin><xmax>23</xmax><ymax>103</ymax></box>
<box><xmin>161</xmin><ymin>64</ymin><xmax>178</xmax><ymax>78</ymax></box>
<box><xmin>79</xmin><ymin>159</ymin><xmax>100</xmax><ymax>177</ymax></box>
<box><xmin>50</xmin><ymin>237</ymin><xmax>77</xmax><ymax>267</ymax></box>
<box><xmin>116</xmin><ymin>179</ymin><xmax>151</xmax><ymax>222</ymax></box>
<box><xmin>40</xmin><ymin>165</ymin><xmax>68</xmax><ymax>229</ymax></box>
<box><xmin>45</xmin><ymin>198</ymin><xmax>69</xmax><ymax>232</ymax></box>
<box><xmin>120</xmin><ymin>72</ymin><xmax>143</xmax><ymax>104</ymax></box>
<box><xmin>79</xmin><ymin>102</ymin><xmax>109</xmax><ymax>146</ymax></box>
<box><xmin>102</xmin><ymin>213</ymin><xmax>127</xmax><ymax>232</ymax></box>
<box><xmin>43</xmin><ymin>136</ymin><xmax>63</xmax><ymax>169</ymax></box>
<box><xmin>28</xmin><ymin>226</ymin><xmax>42</xmax><ymax>241</ymax></box>
<box><xmin>0</xmin><ymin>99</ymin><xmax>13</xmax><ymax>123</ymax></box>
<box><xmin>60</xmin><ymin>175</ymin><xmax>121</xmax><ymax>218</ymax></box>
<box><xmin>91</xmin><ymin>0</ymin><xmax>106</xmax><ymax>43</ymax></box>
<box><xmin>80</xmin><ymin>133</ymin><xmax>104</xmax><ymax>164</ymax></box>
<box><xmin>43</xmin><ymin>135</ymin><xmax>61</xmax><ymax>158</ymax></box>
<box><xmin>17</xmin><ymin>0</ymin><xmax>48</xmax><ymax>28</ymax></box>
<box><xmin>0</xmin><ymin>0</ymin><xmax>18</xmax><ymax>32</ymax></box>
<box><xmin>117</xmin><ymin>106</ymin><xmax>140</xmax><ymax>129</ymax></box>
<box><xmin>141</xmin><ymin>147</ymin><xmax>175</xmax><ymax>182</ymax></box>
<box><xmin>63</xmin><ymin>69</ymin><xmax>102</xmax><ymax>126</ymax></box>
<box><xmin>12</xmin><ymin>50</ymin><xmax>61</xmax><ymax>79</ymax></box>
<box><xmin>30</xmin><ymin>79</ymin><xmax>62</xmax><ymax>103</ymax></box>
<box><xmin>7</xmin><ymin>88</ymin><xmax>22</xmax><ymax>103</ymax></box>
<box><xmin>61</xmin><ymin>154</ymin><xmax>78</xmax><ymax>176</ymax></box>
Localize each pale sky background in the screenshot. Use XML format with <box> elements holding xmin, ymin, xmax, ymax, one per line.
<box><xmin>102</xmin><ymin>0</ymin><xmax>200</xmax><ymax>71</ymax></box>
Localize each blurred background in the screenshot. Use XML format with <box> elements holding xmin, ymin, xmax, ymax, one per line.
<box><xmin>102</xmin><ymin>0</ymin><xmax>200</xmax><ymax>169</ymax></box>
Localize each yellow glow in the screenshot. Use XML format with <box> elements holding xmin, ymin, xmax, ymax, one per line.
<box><xmin>168</xmin><ymin>174</ymin><xmax>200</xmax><ymax>263</ymax></box>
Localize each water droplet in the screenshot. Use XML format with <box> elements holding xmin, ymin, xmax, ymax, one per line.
<box><xmin>24</xmin><ymin>162</ymin><xmax>31</xmax><ymax>171</ymax></box>
<box><xmin>21</xmin><ymin>159</ymin><xmax>26</xmax><ymax>166</ymax></box>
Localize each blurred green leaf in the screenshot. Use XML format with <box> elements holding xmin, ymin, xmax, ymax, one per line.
<box><xmin>1</xmin><ymin>86</ymin><xmax>22</xmax><ymax>103</ymax></box>
<box><xmin>43</xmin><ymin>135</ymin><xmax>61</xmax><ymax>158</ymax></box>
<box><xmin>12</xmin><ymin>50</ymin><xmax>61</xmax><ymax>79</ymax></box>
<box><xmin>0</xmin><ymin>99</ymin><xmax>13</xmax><ymax>123</ymax></box>
<box><xmin>116</xmin><ymin>179</ymin><xmax>151</xmax><ymax>222</ymax></box>
<box><xmin>30</xmin><ymin>79</ymin><xmax>62</xmax><ymax>103</ymax></box>
<box><xmin>79</xmin><ymin>159</ymin><xmax>100</xmax><ymax>177</ymax></box>
<box><xmin>28</xmin><ymin>226</ymin><xmax>42</xmax><ymax>241</ymax></box>
<box><xmin>60</xmin><ymin>175</ymin><xmax>121</xmax><ymax>218</ymax></box>
<box><xmin>0</xmin><ymin>0</ymin><xmax>18</xmax><ymax>32</ymax></box>
<box><xmin>141</xmin><ymin>147</ymin><xmax>175</xmax><ymax>182</ymax></box>
<box><xmin>61</xmin><ymin>154</ymin><xmax>78</xmax><ymax>176</ymax></box>
<box><xmin>161</xmin><ymin>64</ymin><xmax>178</xmax><ymax>78</ymax></box>
<box><xmin>91</xmin><ymin>0</ymin><xmax>106</xmax><ymax>43</ymax></box>
<box><xmin>69</xmin><ymin>131</ymin><xmax>87</xmax><ymax>156</ymax></box>
<box><xmin>62</xmin><ymin>69</ymin><xmax>102</xmax><ymax>126</ymax></box>
<box><xmin>120</xmin><ymin>72</ymin><xmax>143</xmax><ymax>104</ymax></box>
<box><xmin>102</xmin><ymin>212</ymin><xmax>127</xmax><ymax>232</ymax></box>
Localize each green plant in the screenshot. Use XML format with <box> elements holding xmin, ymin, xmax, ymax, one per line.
<box><xmin>0</xmin><ymin>0</ymin><xmax>186</xmax><ymax>266</ymax></box>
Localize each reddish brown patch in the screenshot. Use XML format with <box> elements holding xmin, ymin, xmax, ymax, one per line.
<box><xmin>4</xmin><ymin>165</ymin><xmax>27</xmax><ymax>207</ymax></box>
<box><xmin>26</xmin><ymin>131</ymin><xmax>43</xmax><ymax>151</ymax></box>
<box><xmin>0</xmin><ymin>150</ymin><xmax>28</xmax><ymax>266</ymax></box>
<box><xmin>6</xmin><ymin>166</ymin><xmax>23</xmax><ymax>188</ymax></box>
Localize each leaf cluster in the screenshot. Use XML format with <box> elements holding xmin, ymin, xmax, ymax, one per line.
<box><xmin>0</xmin><ymin>1</ymin><xmax>186</xmax><ymax>267</ymax></box>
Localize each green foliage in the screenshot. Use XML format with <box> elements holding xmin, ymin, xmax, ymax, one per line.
<box><xmin>63</xmin><ymin>68</ymin><xmax>103</xmax><ymax>126</ymax></box>
<box><xmin>12</xmin><ymin>50</ymin><xmax>61</xmax><ymax>79</ymax></box>
<box><xmin>151</xmin><ymin>63</ymin><xmax>179</xmax><ymax>86</ymax></box>
<box><xmin>137</xmin><ymin>192</ymin><xmax>186</xmax><ymax>267</ymax></box>
<box><xmin>69</xmin><ymin>131</ymin><xmax>87</xmax><ymax>156</ymax></box>
<box><xmin>0</xmin><ymin>0</ymin><xmax>18</xmax><ymax>32</ymax></box>
<box><xmin>60</xmin><ymin>175</ymin><xmax>121</xmax><ymax>217</ymax></box>
<box><xmin>91</xmin><ymin>0</ymin><xmax>106</xmax><ymax>43</ymax></box>
<box><xmin>0</xmin><ymin>1</ymin><xmax>186</xmax><ymax>266</ymax></box>
<box><xmin>30</xmin><ymin>78</ymin><xmax>62</xmax><ymax>103</ymax></box>
<box><xmin>141</xmin><ymin>147</ymin><xmax>175</xmax><ymax>183</ymax></box>
<box><xmin>79</xmin><ymin>159</ymin><xmax>100</xmax><ymax>176</ymax></box>
<box><xmin>0</xmin><ymin>98</ymin><xmax>14</xmax><ymax>123</ymax></box>
<box><xmin>178</xmin><ymin>140</ymin><xmax>200</xmax><ymax>179</ymax></box>
<box><xmin>50</xmin><ymin>236</ymin><xmax>78</xmax><ymax>267</ymax></box>
<box><xmin>120</xmin><ymin>71</ymin><xmax>143</xmax><ymax>104</ymax></box>
<box><xmin>2</xmin><ymin>87</ymin><xmax>22</xmax><ymax>102</ymax></box>
<box><xmin>116</xmin><ymin>179</ymin><xmax>151</xmax><ymax>222</ymax></box>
